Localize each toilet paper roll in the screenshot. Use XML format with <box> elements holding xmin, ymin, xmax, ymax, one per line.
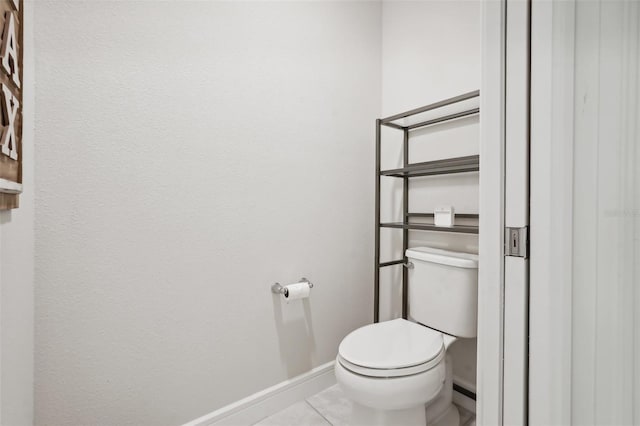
<box><xmin>282</xmin><ymin>282</ymin><xmax>311</xmax><ymax>303</ymax></box>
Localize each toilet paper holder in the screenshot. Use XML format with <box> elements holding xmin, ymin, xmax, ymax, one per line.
<box><xmin>271</xmin><ymin>277</ymin><xmax>314</xmax><ymax>296</ymax></box>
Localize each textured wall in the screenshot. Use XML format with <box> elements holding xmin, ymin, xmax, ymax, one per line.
<box><xmin>34</xmin><ymin>2</ymin><xmax>380</xmax><ymax>425</ymax></box>
<box><xmin>1</xmin><ymin>1</ymin><xmax>34</xmax><ymax>424</ymax></box>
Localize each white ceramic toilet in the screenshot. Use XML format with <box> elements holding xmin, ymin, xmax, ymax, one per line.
<box><xmin>335</xmin><ymin>246</ymin><xmax>479</xmax><ymax>426</ymax></box>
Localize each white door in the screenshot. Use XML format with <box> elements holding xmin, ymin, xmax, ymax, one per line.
<box><xmin>530</xmin><ymin>0</ymin><xmax>640</xmax><ymax>424</ymax></box>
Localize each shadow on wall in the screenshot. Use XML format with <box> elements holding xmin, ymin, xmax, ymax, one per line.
<box><xmin>272</xmin><ymin>293</ymin><xmax>317</xmax><ymax>378</ymax></box>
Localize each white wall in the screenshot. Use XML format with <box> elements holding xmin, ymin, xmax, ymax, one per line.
<box><xmin>379</xmin><ymin>0</ymin><xmax>481</xmax><ymax>392</ymax></box>
<box><xmin>33</xmin><ymin>2</ymin><xmax>380</xmax><ymax>425</ymax></box>
<box><xmin>1</xmin><ymin>1</ymin><xmax>34</xmax><ymax>424</ymax></box>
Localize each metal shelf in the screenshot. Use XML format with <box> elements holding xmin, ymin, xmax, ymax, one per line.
<box><xmin>405</xmin><ymin>108</ymin><xmax>479</xmax><ymax>131</ymax></box>
<box><xmin>379</xmin><ymin>260</ymin><xmax>405</xmax><ymax>268</ymax></box>
<box><xmin>380</xmin><ymin>90</ymin><xmax>480</xmax><ymax>131</ymax></box>
<box><xmin>406</xmin><ymin>212</ymin><xmax>479</xmax><ymax>219</ymax></box>
<box><xmin>380</xmin><ymin>222</ymin><xmax>479</xmax><ymax>234</ymax></box>
<box><xmin>380</xmin><ymin>155</ymin><xmax>479</xmax><ymax>178</ymax></box>
<box><xmin>374</xmin><ymin>90</ymin><xmax>480</xmax><ymax>324</ymax></box>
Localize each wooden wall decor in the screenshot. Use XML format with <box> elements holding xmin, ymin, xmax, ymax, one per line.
<box><xmin>0</xmin><ymin>0</ymin><xmax>22</xmax><ymax>210</ymax></box>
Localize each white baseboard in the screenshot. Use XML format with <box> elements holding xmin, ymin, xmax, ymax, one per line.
<box><xmin>453</xmin><ymin>389</ymin><xmax>476</xmax><ymax>414</ymax></box>
<box><xmin>452</xmin><ymin>375</ymin><xmax>476</xmax><ymax>414</ymax></box>
<box><xmin>183</xmin><ymin>361</ymin><xmax>336</xmax><ymax>426</ymax></box>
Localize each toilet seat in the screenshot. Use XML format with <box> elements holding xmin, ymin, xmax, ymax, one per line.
<box><xmin>338</xmin><ymin>318</ymin><xmax>445</xmax><ymax>378</ymax></box>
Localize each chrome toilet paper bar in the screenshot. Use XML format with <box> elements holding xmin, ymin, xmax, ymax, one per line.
<box><xmin>271</xmin><ymin>277</ymin><xmax>314</xmax><ymax>296</ymax></box>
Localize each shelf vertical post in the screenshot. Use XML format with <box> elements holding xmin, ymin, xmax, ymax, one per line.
<box><xmin>402</xmin><ymin>128</ymin><xmax>409</xmax><ymax>319</ymax></box>
<box><xmin>374</xmin><ymin>119</ymin><xmax>381</xmax><ymax>323</ymax></box>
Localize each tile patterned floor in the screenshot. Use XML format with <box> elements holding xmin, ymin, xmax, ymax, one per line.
<box><xmin>253</xmin><ymin>384</ymin><xmax>476</xmax><ymax>426</ymax></box>
<box><xmin>254</xmin><ymin>400</ymin><xmax>330</xmax><ymax>426</ymax></box>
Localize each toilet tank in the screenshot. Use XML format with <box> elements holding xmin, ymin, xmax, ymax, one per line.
<box><xmin>406</xmin><ymin>247</ymin><xmax>479</xmax><ymax>338</ymax></box>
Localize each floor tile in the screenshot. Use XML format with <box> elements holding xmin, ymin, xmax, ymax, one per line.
<box><xmin>261</xmin><ymin>383</ymin><xmax>477</xmax><ymax>426</ymax></box>
<box><xmin>458</xmin><ymin>406</ymin><xmax>473</xmax><ymax>425</ymax></box>
<box><xmin>306</xmin><ymin>384</ymin><xmax>352</xmax><ymax>426</ymax></box>
<box><xmin>253</xmin><ymin>400</ymin><xmax>331</xmax><ymax>426</ymax></box>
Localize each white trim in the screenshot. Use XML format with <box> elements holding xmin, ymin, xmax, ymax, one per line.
<box><xmin>182</xmin><ymin>361</ymin><xmax>336</xmax><ymax>426</ymax></box>
<box><xmin>503</xmin><ymin>1</ymin><xmax>530</xmax><ymax>424</ymax></box>
<box><xmin>505</xmin><ymin>0</ymin><xmax>531</xmax><ymax>228</ymax></box>
<box><xmin>529</xmin><ymin>0</ymin><xmax>575</xmax><ymax>424</ymax></box>
<box><xmin>478</xmin><ymin>0</ymin><xmax>506</xmax><ymax>424</ymax></box>
<box><xmin>0</xmin><ymin>178</ymin><xmax>22</xmax><ymax>194</ymax></box>
<box><xmin>452</xmin><ymin>376</ymin><xmax>477</xmax><ymax>414</ymax></box>
<box><xmin>502</xmin><ymin>257</ymin><xmax>528</xmax><ymax>423</ymax></box>
<box><xmin>453</xmin><ymin>389</ymin><xmax>476</xmax><ymax>415</ymax></box>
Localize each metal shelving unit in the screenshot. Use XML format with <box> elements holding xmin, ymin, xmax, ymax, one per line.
<box><xmin>380</xmin><ymin>222</ymin><xmax>479</xmax><ymax>234</ymax></box>
<box><xmin>380</xmin><ymin>155</ymin><xmax>479</xmax><ymax>178</ymax></box>
<box><xmin>374</xmin><ymin>90</ymin><xmax>480</xmax><ymax>323</ymax></box>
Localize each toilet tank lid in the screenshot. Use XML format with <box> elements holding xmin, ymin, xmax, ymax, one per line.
<box><xmin>405</xmin><ymin>246</ymin><xmax>479</xmax><ymax>269</ymax></box>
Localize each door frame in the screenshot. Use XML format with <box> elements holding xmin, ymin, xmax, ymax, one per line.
<box><xmin>477</xmin><ymin>0</ymin><xmax>506</xmax><ymax>424</ymax></box>
<box><xmin>478</xmin><ymin>0</ymin><xmax>532</xmax><ymax>424</ymax></box>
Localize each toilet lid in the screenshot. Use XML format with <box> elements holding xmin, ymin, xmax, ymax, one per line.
<box><xmin>338</xmin><ymin>318</ymin><xmax>444</xmax><ymax>370</ymax></box>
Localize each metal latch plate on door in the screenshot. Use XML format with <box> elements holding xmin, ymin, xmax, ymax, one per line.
<box><xmin>505</xmin><ymin>226</ymin><xmax>528</xmax><ymax>258</ymax></box>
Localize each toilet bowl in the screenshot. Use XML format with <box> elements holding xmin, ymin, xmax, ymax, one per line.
<box><xmin>335</xmin><ymin>247</ymin><xmax>479</xmax><ymax>426</ymax></box>
<box><xmin>335</xmin><ymin>318</ymin><xmax>459</xmax><ymax>426</ymax></box>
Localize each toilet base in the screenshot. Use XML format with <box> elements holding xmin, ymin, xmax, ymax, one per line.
<box><xmin>425</xmin><ymin>354</ymin><xmax>458</xmax><ymax>425</ymax></box>
<box><xmin>349</xmin><ymin>401</ymin><xmax>426</xmax><ymax>426</ymax></box>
